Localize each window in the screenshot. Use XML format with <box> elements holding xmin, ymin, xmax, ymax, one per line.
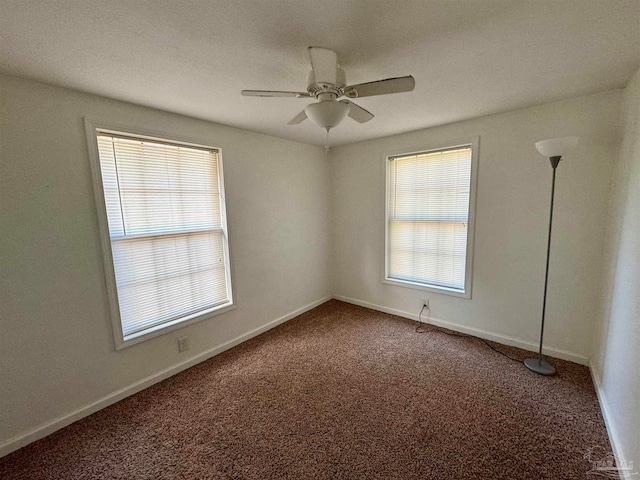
<box><xmin>86</xmin><ymin>122</ymin><xmax>234</xmax><ymax>348</ymax></box>
<box><xmin>385</xmin><ymin>139</ymin><xmax>478</xmax><ymax>298</ymax></box>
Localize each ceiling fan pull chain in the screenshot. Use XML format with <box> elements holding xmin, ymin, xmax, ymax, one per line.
<box><xmin>324</xmin><ymin>128</ymin><xmax>331</xmax><ymax>154</ymax></box>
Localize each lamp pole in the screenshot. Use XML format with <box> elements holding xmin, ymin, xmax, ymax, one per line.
<box><xmin>525</xmin><ymin>156</ymin><xmax>561</xmax><ymax>375</ymax></box>
<box><xmin>524</xmin><ymin>137</ymin><xmax>579</xmax><ymax>375</ymax></box>
<box><xmin>525</xmin><ymin>136</ymin><xmax>578</xmax><ymax>376</ymax></box>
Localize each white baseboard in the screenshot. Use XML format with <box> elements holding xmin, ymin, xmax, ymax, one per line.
<box><xmin>0</xmin><ymin>295</ymin><xmax>332</xmax><ymax>459</ymax></box>
<box><xmin>589</xmin><ymin>363</ymin><xmax>636</xmax><ymax>480</ymax></box>
<box><xmin>333</xmin><ymin>295</ymin><xmax>589</xmax><ymax>366</ymax></box>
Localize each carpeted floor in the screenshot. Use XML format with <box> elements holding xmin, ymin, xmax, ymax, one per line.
<box><xmin>0</xmin><ymin>300</ymin><xmax>614</xmax><ymax>479</ymax></box>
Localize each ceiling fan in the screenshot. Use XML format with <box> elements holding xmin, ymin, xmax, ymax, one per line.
<box><xmin>241</xmin><ymin>47</ymin><xmax>415</xmax><ymax>138</ymax></box>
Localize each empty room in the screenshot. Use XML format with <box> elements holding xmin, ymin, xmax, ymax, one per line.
<box><xmin>1</xmin><ymin>1</ymin><xmax>638</xmax><ymax>479</ymax></box>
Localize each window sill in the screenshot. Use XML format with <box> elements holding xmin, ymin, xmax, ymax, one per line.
<box><xmin>383</xmin><ymin>278</ymin><xmax>471</xmax><ymax>299</ymax></box>
<box><xmin>115</xmin><ymin>301</ymin><xmax>236</xmax><ymax>350</ymax></box>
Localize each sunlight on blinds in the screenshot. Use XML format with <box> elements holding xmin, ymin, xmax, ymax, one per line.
<box><xmin>97</xmin><ymin>134</ymin><xmax>230</xmax><ymax>337</ymax></box>
<box><xmin>388</xmin><ymin>147</ymin><xmax>472</xmax><ymax>290</ymax></box>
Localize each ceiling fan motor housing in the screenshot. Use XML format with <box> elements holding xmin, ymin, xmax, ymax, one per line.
<box><xmin>307</xmin><ymin>68</ymin><xmax>346</xmax><ymax>97</ymax></box>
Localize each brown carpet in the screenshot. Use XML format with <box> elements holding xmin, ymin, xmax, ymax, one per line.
<box><xmin>0</xmin><ymin>300</ymin><xmax>614</xmax><ymax>479</ymax></box>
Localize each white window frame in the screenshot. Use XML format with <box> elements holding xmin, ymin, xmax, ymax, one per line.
<box><xmin>383</xmin><ymin>137</ymin><xmax>479</xmax><ymax>299</ymax></box>
<box><xmin>84</xmin><ymin>119</ymin><xmax>236</xmax><ymax>349</ymax></box>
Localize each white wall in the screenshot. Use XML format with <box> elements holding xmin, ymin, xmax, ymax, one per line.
<box><xmin>591</xmin><ymin>68</ymin><xmax>640</xmax><ymax>474</ymax></box>
<box><xmin>0</xmin><ymin>71</ymin><xmax>632</xmax><ymax>460</ymax></box>
<box><xmin>0</xmin><ymin>74</ymin><xmax>331</xmax><ymax>451</ymax></box>
<box><xmin>331</xmin><ymin>90</ymin><xmax>622</xmax><ymax>363</ymax></box>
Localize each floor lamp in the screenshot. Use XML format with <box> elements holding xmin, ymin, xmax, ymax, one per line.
<box><xmin>524</xmin><ymin>136</ymin><xmax>579</xmax><ymax>376</ymax></box>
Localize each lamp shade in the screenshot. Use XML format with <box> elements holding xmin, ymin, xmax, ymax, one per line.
<box><xmin>535</xmin><ymin>136</ymin><xmax>579</xmax><ymax>158</ymax></box>
<box><xmin>305</xmin><ymin>101</ymin><xmax>350</xmax><ymax>129</ymax></box>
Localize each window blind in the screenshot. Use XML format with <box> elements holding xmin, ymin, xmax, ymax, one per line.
<box><xmin>387</xmin><ymin>146</ymin><xmax>472</xmax><ymax>291</ymax></box>
<box><xmin>97</xmin><ymin>134</ymin><xmax>231</xmax><ymax>338</ymax></box>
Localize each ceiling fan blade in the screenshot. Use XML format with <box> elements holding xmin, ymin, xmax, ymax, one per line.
<box><xmin>288</xmin><ymin>110</ymin><xmax>308</xmax><ymax>125</ymax></box>
<box><xmin>340</xmin><ymin>100</ymin><xmax>374</xmax><ymax>123</ymax></box>
<box><xmin>344</xmin><ymin>76</ymin><xmax>415</xmax><ymax>98</ymax></box>
<box><xmin>308</xmin><ymin>46</ymin><xmax>337</xmax><ymax>86</ymax></box>
<box><xmin>242</xmin><ymin>90</ymin><xmax>310</xmax><ymax>98</ymax></box>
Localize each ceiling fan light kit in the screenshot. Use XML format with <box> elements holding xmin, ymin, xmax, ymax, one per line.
<box><xmin>305</xmin><ymin>99</ymin><xmax>350</xmax><ymax>130</ymax></box>
<box><xmin>241</xmin><ymin>46</ymin><xmax>415</xmax><ymax>145</ymax></box>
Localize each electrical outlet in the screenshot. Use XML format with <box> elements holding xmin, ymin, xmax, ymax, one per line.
<box><xmin>177</xmin><ymin>336</ymin><xmax>189</xmax><ymax>353</ymax></box>
<box><xmin>422</xmin><ymin>298</ymin><xmax>430</xmax><ymax>308</ymax></box>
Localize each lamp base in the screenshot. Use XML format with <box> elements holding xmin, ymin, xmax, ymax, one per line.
<box><xmin>524</xmin><ymin>358</ymin><xmax>556</xmax><ymax>376</ymax></box>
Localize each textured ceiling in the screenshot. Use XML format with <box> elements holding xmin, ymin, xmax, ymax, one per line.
<box><xmin>1</xmin><ymin>0</ymin><xmax>639</xmax><ymax>146</ymax></box>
